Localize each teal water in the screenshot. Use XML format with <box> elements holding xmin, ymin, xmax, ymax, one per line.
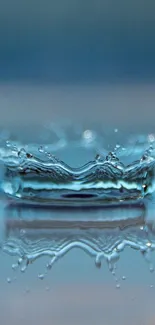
<box><xmin>1</xmin><ymin>122</ymin><xmax>155</xmax><ymax>325</ymax></box>
<box><xmin>1</xmin><ymin>126</ymin><xmax>155</xmax><ymax>206</ymax></box>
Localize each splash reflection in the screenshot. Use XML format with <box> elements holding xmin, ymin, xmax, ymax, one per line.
<box><xmin>2</xmin><ymin>202</ymin><xmax>155</xmax><ymax>274</ymax></box>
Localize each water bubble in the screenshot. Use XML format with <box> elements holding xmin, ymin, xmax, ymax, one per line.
<box><xmin>150</xmin><ymin>284</ymin><xmax>154</xmax><ymax>288</ymax></box>
<box><xmin>83</xmin><ymin>129</ymin><xmax>93</xmax><ymax>139</ymax></box>
<box><xmin>122</xmin><ymin>276</ymin><xmax>126</xmax><ymax>280</ymax></box>
<box><xmin>7</xmin><ymin>277</ymin><xmax>11</xmax><ymax>284</ymax></box>
<box><xmin>148</xmin><ymin>134</ymin><xmax>155</xmax><ymax>143</ymax></box>
<box><xmin>38</xmin><ymin>273</ymin><xmax>44</xmax><ymax>280</ymax></box>
<box><xmin>82</xmin><ymin>129</ymin><xmax>95</xmax><ymax>144</ymax></box>
<box><xmin>114</xmin><ymin>128</ymin><xmax>118</xmax><ymax>133</ymax></box>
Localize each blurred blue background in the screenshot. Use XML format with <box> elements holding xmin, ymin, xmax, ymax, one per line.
<box><xmin>0</xmin><ymin>0</ymin><xmax>155</xmax><ymax>129</ymax></box>
<box><xmin>0</xmin><ymin>0</ymin><xmax>155</xmax><ymax>82</ymax></box>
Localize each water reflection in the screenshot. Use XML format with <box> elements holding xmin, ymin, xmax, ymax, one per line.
<box><xmin>1</xmin><ymin>201</ymin><xmax>155</xmax><ymax>324</ymax></box>
<box><xmin>2</xmin><ymin>201</ymin><xmax>155</xmax><ymax>274</ymax></box>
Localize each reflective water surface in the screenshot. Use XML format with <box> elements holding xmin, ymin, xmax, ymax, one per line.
<box><xmin>1</xmin><ymin>201</ymin><xmax>155</xmax><ymax>325</ymax></box>
<box><xmin>1</xmin><ymin>84</ymin><xmax>155</xmax><ymax>325</ymax></box>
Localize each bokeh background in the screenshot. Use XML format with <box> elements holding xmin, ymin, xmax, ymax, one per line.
<box><xmin>0</xmin><ymin>0</ymin><xmax>155</xmax><ymax>81</ymax></box>
<box><xmin>0</xmin><ymin>0</ymin><xmax>155</xmax><ymax>128</ymax></box>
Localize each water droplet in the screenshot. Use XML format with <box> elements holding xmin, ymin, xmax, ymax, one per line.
<box><xmin>95</xmin><ymin>154</ymin><xmax>102</xmax><ymax>162</ymax></box>
<box><xmin>114</xmin><ymin>128</ymin><xmax>118</xmax><ymax>133</ymax></box>
<box><xmin>150</xmin><ymin>284</ymin><xmax>154</xmax><ymax>288</ymax></box>
<box><xmin>18</xmin><ymin>258</ymin><xmax>23</xmax><ymax>265</ymax></box>
<box><xmin>146</xmin><ymin>242</ymin><xmax>152</xmax><ymax>248</ymax></box>
<box><xmin>149</xmin><ymin>265</ymin><xmax>154</xmax><ymax>273</ymax></box>
<box><xmin>20</xmin><ymin>229</ymin><xmax>26</xmax><ymax>237</ymax></box>
<box><xmin>115</xmin><ymin>144</ymin><xmax>121</xmax><ymax>152</ymax></box>
<box><xmin>6</xmin><ymin>140</ymin><xmax>11</xmax><ymax>147</ymax></box>
<box><xmin>20</xmin><ymin>265</ymin><xmax>27</xmax><ymax>273</ymax></box>
<box><xmin>18</xmin><ymin>148</ymin><xmax>26</xmax><ymax>159</ymax></box>
<box><xmin>7</xmin><ymin>277</ymin><xmax>11</xmax><ymax>284</ymax></box>
<box><xmin>46</xmin><ymin>262</ymin><xmax>52</xmax><ymax>270</ymax></box>
<box><xmin>122</xmin><ymin>276</ymin><xmax>126</xmax><ymax>280</ymax></box>
<box><xmin>12</xmin><ymin>263</ymin><xmax>18</xmax><ymax>271</ymax></box>
<box><xmin>83</xmin><ymin>129</ymin><xmax>93</xmax><ymax>139</ymax></box>
<box><xmin>116</xmin><ymin>283</ymin><xmax>120</xmax><ymax>289</ymax></box>
<box><xmin>106</xmin><ymin>151</ymin><xmax>119</xmax><ymax>162</ymax></box>
<box><xmin>46</xmin><ymin>152</ymin><xmax>52</xmax><ymax>159</ymax></box>
<box><xmin>38</xmin><ymin>146</ymin><xmax>44</xmax><ymax>153</ymax></box>
<box><xmin>95</xmin><ymin>259</ymin><xmax>101</xmax><ymax>268</ymax></box>
<box><xmin>6</xmin><ymin>141</ymin><xmax>18</xmax><ymax>152</ymax></box>
<box><xmin>148</xmin><ymin>134</ymin><xmax>155</xmax><ymax>143</ymax></box>
<box><xmin>116</xmin><ymin>242</ymin><xmax>125</xmax><ymax>252</ymax></box>
<box><xmin>46</xmin><ymin>286</ymin><xmax>50</xmax><ymax>291</ymax></box>
<box><xmin>82</xmin><ymin>129</ymin><xmax>95</xmax><ymax>144</ymax></box>
<box><xmin>38</xmin><ymin>273</ymin><xmax>44</xmax><ymax>280</ymax></box>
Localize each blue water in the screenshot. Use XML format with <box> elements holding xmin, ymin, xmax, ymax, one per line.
<box><xmin>1</xmin><ymin>120</ymin><xmax>155</xmax><ymax>324</ymax></box>
<box><xmin>1</xmin><ymin>126</ymin><xmax>155</xmax><ymax>206</ymax></box>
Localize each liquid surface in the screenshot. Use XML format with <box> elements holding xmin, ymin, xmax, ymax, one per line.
<box><xmin>1</xmin><ymin>126</ymin><xmax>155</xmax><ymax>206</ymax></box>
<box><xmin>1</xmin><ymin>122</ymin><xmax>155</xmax><ymax>325</ymax></box>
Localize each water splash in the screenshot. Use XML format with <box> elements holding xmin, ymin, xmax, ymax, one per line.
<box><xmin>1</xmin><ymin>125</ymin><xmax>155</xmax><ymax>278</ymax></box>
<box><xmin>0</xmin><ymin>127</ymin><xmax>155</xmax><ymax>206</ymax></box>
